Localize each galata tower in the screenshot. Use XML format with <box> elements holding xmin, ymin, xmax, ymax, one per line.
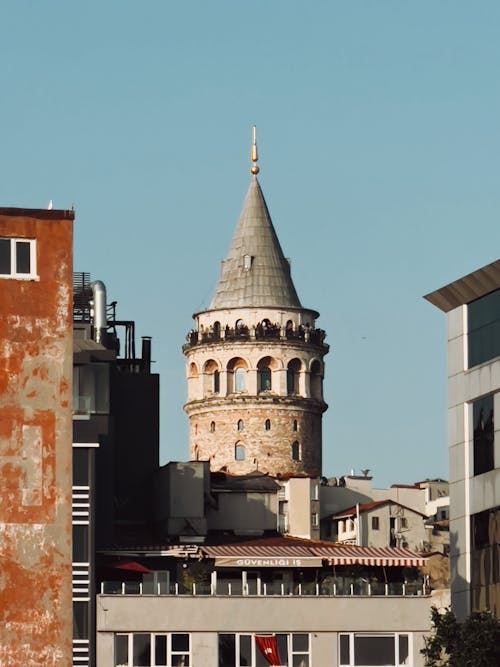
<box><xmin>183</xmin><ymin>129</ymin><xmax>328</xmax><ymax>476</ymax></box>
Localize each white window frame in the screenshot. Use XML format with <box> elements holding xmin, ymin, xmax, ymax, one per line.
<box><xmin>339</xmin><ymin>632</ymin><xmax>412</xmax><ymax>667</ymax></box>
<box><xmin>114</xmin><ymin>632</ymin><xmax>191</xmax><ymax>667</ymax></box>
<box><xmin>0</xmin><ymin>237</ymin><xmax>38</xmax><ymax>280</ymax></box>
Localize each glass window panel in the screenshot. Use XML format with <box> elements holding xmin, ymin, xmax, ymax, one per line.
<box><xmin>398</xmin><ymin>635</ymin><xmax>409</xmax><ymax>665</ymax></box>
<box><xmin>133</xmin><ymin>633</ymin><xmax>151</xmax><ymax>666</ymax></box>
<box><xmin>235</xmin><ymin>368</ymin><xmax>246</xmax><ymax>392</ymax></box>
<box><xmin>235</xmin><ymin>445</ymin><xmax>245</xmax><ymax>461</ymax></box>
<box><xmin>219</xmin><ymin>634</ymin><xmax>235</xmax><ymax>667</ymax></box>
<box><xmin>293</xmin><ymin>656</ymin><xmax>309</xmax><ymax>667</ymax></box>
<box><xmin>0</xmin><ymin>239</ymin><xmax>11</xmax><ymax>274</ymax></box>
<box><xmin>213</xmin><ymin>370</ymin><xmax>220</xmax><ymax>393</ymax></box>
<box><xmin>155</xmin><ymin>635</ymin><xmax>167</xmax><ymax>665</ymax></box>
<box><xmin>292</xmin><ymin>634</ymin><xmax>309</xmax><ymax>651</ymax></box>
<box><xmin>115</xmin><ymin>634</ymin><xmax>129</xmax><ymax>666</ymax></box>
<box><xmin>354</xmin><ymin>635</ymin><xmax>395</xmax><ymax>666</ymax></box>
<box><xmin>72</xmin><ymin>524</ymin><xmax>89</xmax><ymax>562</ymax></box>
<box><xmin>339</xmin><ymin>634</ymin><xmax>350</xmax><ymax>665</ymax></box>
<box><xmin>172</xmin><ymin>656</ymin><xmax>189</xmax><ymax>666</ymax></box>
<box><xmin>171</xmin><ymin>634</ymin><xmax>190</xmax><ymax>652</ymax></box>
<box><xmin>276</xmin><ymin>635</ymin><xmax>288</xmax><ymax>666</ymax></box>
<box><xmin>259</xmin><ymin>367</ymin><xmax>271</xmax><ymax>391</ymax></box>
<box><xmin>468</xmin><ymin>290</ymin><xmax>500</xmax><ymax>367</ymax></box>
<box><xmin>16</xmin><ymin>241</ymin><xmax>31</xmax><ymax>274</ymax></box>
<box><xmin>473</xmin><ymin>394</ymin><xmax>494</xmax><ymax>475</ymax></box>
<box><xmin>240</xmin><ymin>635</ymin><xmax>252</xmax><ymax>667</ymax></box>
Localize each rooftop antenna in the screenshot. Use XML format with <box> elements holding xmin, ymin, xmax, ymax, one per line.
<box><xmin>251</xmin><ymin>125</ymin><xmax>259</xmax><ymax>175</ymax></box>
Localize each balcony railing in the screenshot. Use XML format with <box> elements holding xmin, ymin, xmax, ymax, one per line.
<box><xmin>100</xmin><ymin>579</ymin><xmax>428</xmax><ymax>598</ymax></box>
<box><xmin>183</xmin><ymin>326</ymin><xmax>328</xmax><ymax>351</ymax></box>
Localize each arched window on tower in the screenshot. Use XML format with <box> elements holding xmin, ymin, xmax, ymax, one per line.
<box><xmin>287</xmin><ymin>358</ymin><xmax>301</xmax><ymax>395</ymax></box>
<box><xmin>257</xmin><ymin>356</ymin><xmax>275</xmax><ymax>393</ymax></box>
<box><xmin>291</xmin><ymin>441</ymin><xmax>301</xmax><ymax>461</ymax></box>
<box><xmin>237</xmin><ymin>419</ymin><xmax>244</xmax><ymax>431</ymax></box>
<box><xmin>203</xmin><ymin>359</ymin><xmax>220</xmax><ymax>395</ymax></box>
<box><xmin>293</xmin><ymin>419</ymin><xmax>298</xmax><ymax>432</ymax></box>
<box><xmin>235</xmin><ymin>443</ymin><xmax>246</xmax><ymax>461</ymax></box>
<box><xmin>265</xmin><ymin>419</ymin><xmax>271</xmax><ymax>431</ymax></box>
<box><xmin>227</xmin><ymin>358</ymin><xmax>248</xmax><ymax>393</ymax></box>
<box><xmin>210</xmin><ymin>421</ymin><xmax>215</xmax><ymax>433</ymax></box>
<box><xmin>213</xmin><ymin>321</ymin><xmax>221</xmax><ymax>337</ymax></box>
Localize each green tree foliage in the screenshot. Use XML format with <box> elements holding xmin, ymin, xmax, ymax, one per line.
<box><xmin>422</xmin><ymin>606</ymin><xmax>500</xmax><ymax>667</ymax></box>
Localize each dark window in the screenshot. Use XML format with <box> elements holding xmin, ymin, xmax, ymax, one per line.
<box><xmin>210</xmin><ymin>421</ymin><xmax>215</xmax><ymax>433</ymax></box>
<box><xmin>473</xmin><ymin>394</ymin><xmax>494</xmax><ymax>475</ymax></box>
<box><xmin>213</xmin><ymin>370</ymin><xmax>220</xmax><ymax>393</ymax></box>
<box><xmin>115</xmin><ymin>635</ymin><xmax>128</xmax><ymax>665</ymax></box>
<box><xmin>265</xmin><ymin>419</ymin><xmax>271</xmax><ymax>431</ymax></box>
<box><xmin>155</xmin><ymin>635</ymin><xmax>167</xmax><ymax>665</ymax></box>
<box><xmin>171</xmin><ymin>634</ymin><xmax>190</xmax><ymax>652</ymax></box>
<box><xmin>287</xmin><ymin>359</ymin><xmax>301</xmax><ymax>395</ymax></box>
<box><xmin>73</xmin><ymin>601</ymin><xmax>89</xmax><ymax>640</ymax></box>
<box><xmin>468</xmin><ymin>289</ymin><xmax>500</xmax><ymax>367</ymax></box>
<box><xmin>73</xmin><ymin>448</ymin><xmax>90</xmax><ymax>486</ymax></box>
<box><xmin>72</xmin><ymin>524</ymin><xmax>89</xmax><ymax>562</ymax></box>
<box><xmin>291</xmin><ymin>441</ymin><xmax>300</xmax><ymax>461</ymax></box>
<box><xmin>133</xmin><ymin>634</ymin><xmax>151</xmax><ymax>666</ymax></box>
<box><xmin>0</xmin><ymin>239</ymin><xmax>11</xmax><ymax>274</ymax></box>
<box><xmin>293</xmin><ymin>419</ymin><xmax>298</xmax><ymax>432</ymax></box>
<box><xmin>354</xmin><ymin>635</ymin><xmax>395</xmax><ymax>666</ymax></box>
<box><xmin>340</xmin><ymin>635</ymin><xmax>350</xmax><ymax>665</ymax></box>
<box><xmin>259</xmin><ymin>367</ymin><xmax>271</xmax><ymax>391</ymax></box>
<box><xmin>237</xmin><ymin>419</ymin><xmax>244</xmax><ymax>431</ymax></box>
<box><xmin>372</xmin><ymin>516</ymin><xmax>379</xmax><ymax>530</ymax></box>
<box><xmin>16</xmin><ymin>241</ymin><xmax>31</xmax><ymax>273</ymax></box>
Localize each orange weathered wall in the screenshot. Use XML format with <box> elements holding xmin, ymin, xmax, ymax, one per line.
<box><xmin>0</xmin><ymin>209</ymin><xmax>73</xmax><ymax>666</ymax></box>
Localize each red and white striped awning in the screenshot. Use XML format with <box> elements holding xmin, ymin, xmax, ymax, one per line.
<box><xmin>202</xmin><ymin>543</ymin><xmax>425</xmax><ymax>568</ymax></box>
<box><xmin>311</xmin><ymin>545</ymin><xmax>425</xmax><ymax>567</ymax></box>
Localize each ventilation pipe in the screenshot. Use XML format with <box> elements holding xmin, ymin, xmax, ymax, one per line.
<box><xmin>90</xmin><ymin>280</ymin><xmax>107</xmax><ymax>343</ymax></box>
<box><xmin>141</xmin><ymin>336</ymin><xmax>152</xmax><ymax>373</ymax></box>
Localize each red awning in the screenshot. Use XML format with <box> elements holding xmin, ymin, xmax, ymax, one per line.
<box><xmin>112</xmin><ymin>561</ymin><xmax>152</xmax><ymax>573</ymax></box>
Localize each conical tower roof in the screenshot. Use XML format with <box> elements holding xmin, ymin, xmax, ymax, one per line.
<box><xmin>209</xmin><ymin>176</ymin><xmax>302</xmax><ymax>310</ymax></box>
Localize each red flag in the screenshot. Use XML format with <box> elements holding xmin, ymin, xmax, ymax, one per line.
<box><xmin>255</xmin><ymin>635</ymin><xmax>282</xmax><ymax>666</ymax></box>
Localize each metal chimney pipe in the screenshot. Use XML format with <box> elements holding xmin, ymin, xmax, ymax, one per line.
<box><xmin>90</xmin><ymin>281</ymin><xmax>107</xmax><ymax>343</ymax></box>
<box><xmin>141</xmin><ymin>336</ymin><xmax>152</xmax><ymax>373</ymax></box>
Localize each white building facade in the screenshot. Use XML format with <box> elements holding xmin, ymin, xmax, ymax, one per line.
<box><xmin>425</xmin><ymin>259</ymin><xmax>500</xmax><ymax>618</ymax></box>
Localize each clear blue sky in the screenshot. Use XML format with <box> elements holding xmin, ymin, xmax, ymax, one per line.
<box><xmin>2</xmin><ymin>1</ymin><xmax>500</xmax><ymax>487</ymax></box>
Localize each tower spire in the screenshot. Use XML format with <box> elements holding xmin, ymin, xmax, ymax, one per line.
<box><xmin>251</xmin><ymin>125</ymin><xmax>259</xmax><ymax>175</ymax></box>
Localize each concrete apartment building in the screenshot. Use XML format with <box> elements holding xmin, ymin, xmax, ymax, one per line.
<box><xmin>426</xmin><ymin>260</ymin><xmax>500</xmax><ymax>619</ymax></box>
<box><xmin>0</xmin><ymin>207</ymin><xmax>74</xmax><ymax>665</ymax></box>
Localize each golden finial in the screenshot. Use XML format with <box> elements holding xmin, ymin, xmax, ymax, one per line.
<box><xmin>251</xmin><ymin>125</ymin><xmax>260</xmax><ymax>175</ymax></box>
